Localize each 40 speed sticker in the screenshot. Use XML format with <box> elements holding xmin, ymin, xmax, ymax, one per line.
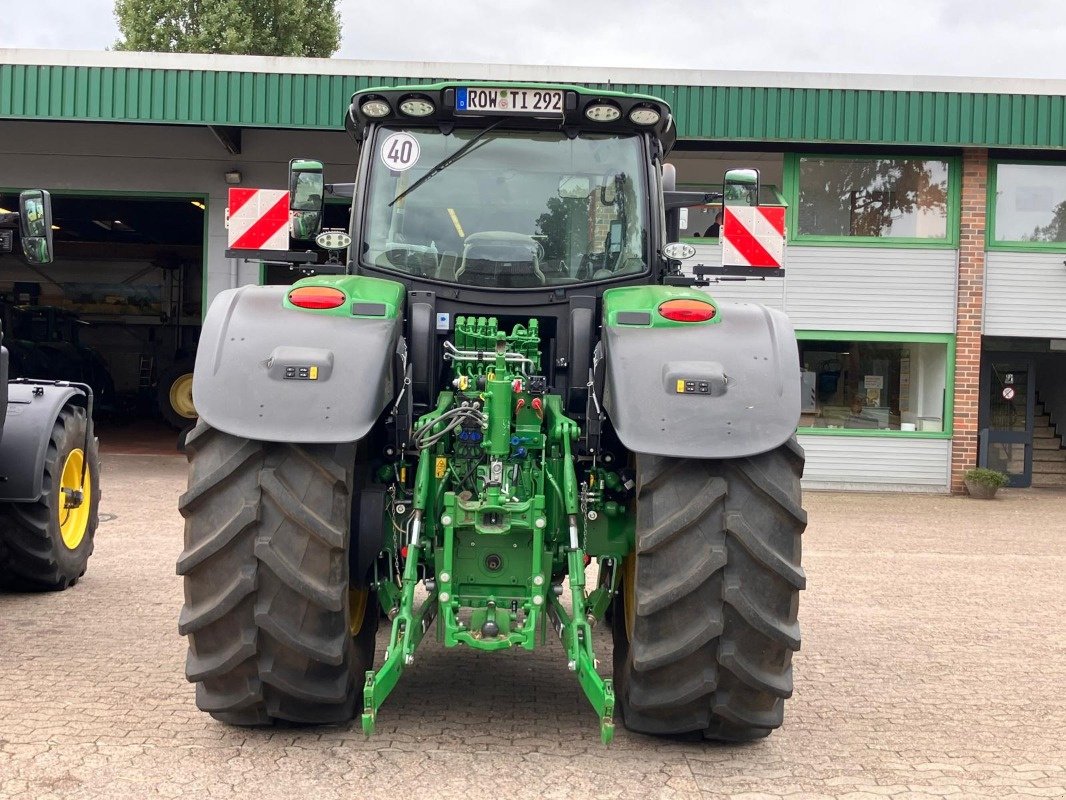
<box><xmin>381</xmin><ymin>131</ymin><xmax>420</xmax><ymax>172</ymax></box>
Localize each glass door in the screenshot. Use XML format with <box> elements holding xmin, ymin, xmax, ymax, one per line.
<box><xmin>979</xmin><ymin>355</ymin><xmax>1035</xmax><ymax>487</ymax></box>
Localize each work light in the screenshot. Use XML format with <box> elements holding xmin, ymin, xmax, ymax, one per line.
<box><xmin>629</xmin><ymin>106</ymin><xmax>661</xmax><ymax>126</ymax></box>
<box><xmin>585</xmin><ymin>103</ymin><xmax>621</xmax><ymax>122</ymax></box>
<box><xmin>399</xmin><ymin>97</ymin><xmax>435</xmax><ymax>117</ymax></box>
<box><xmin>360</xmin><ymin>99</ymin><xmax>391</xmax><ymax>118</ymax></box>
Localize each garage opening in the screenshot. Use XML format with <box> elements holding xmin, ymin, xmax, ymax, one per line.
<box><xmin>0</xmin><ymin>192</ymin><xmax>205</xmax><ymax>452</ymax></box>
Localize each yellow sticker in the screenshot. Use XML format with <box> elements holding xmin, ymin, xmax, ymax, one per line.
<box><xmin>676</xmin><ymin>379</ymin><xmax>686</xmax><ymax>394</ymax></box>
<box><xmin>434</xmin><ymin>457</ymin><xmax>447</xmax><ymax>479</ymax></box>
<box><xmin>309</xmin><ymin>365</ymin><xmax>319</xmax><ymax>380</ymax></box>
<box><xmin>447</xmin><ymin>208</ymin><xmax>465</xmax><ymax>238</ymax></box>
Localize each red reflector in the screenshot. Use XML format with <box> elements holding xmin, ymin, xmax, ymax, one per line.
<box><xmin>658</xmin><ymin>298</ymin><xmax>716</xmax><ymax>322</ymax></box>
<box><xmin>288</xmin><ymin>286</ymin><xmax>346</xmax><ymax>309</ymax></box>
<box><xmin>401</xmin><ymin>546</ymin><xmax>409</xmax><ymax>559</ymax></box>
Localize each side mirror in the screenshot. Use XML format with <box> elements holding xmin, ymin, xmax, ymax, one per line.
<box><xmin>724</xmin><ymin>168</ymin><xmax>760</xmax><ymax>207</ymax></box>
<box><xmin>18</xmin><ymin>189</ymin><xmax>54</xmax><ymax>264</ymax></box>
<box><xmin>289</xmin><ymin>158</ymin><xmax>325</xmax><ymax>241</ymax></box>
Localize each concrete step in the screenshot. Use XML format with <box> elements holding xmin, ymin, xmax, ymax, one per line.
<box><xmin>1033</xmin><ymin>460</ymin><xmax>1066</xmax><ymax>474</ymax></box>
<box><xmin>1033</xmin><ymin>436</ymin><xmax>1063</xmax><ymax>450</ymax></box>
<box><xmin>1033</xmin><ymin>427</ymin><xmax>1058</xmax><ymax>439</ymax></box>
<box><xmin>1033</xmin><ymin>448</ymin><xmax>1066</xmax><ymax>462</ymax></box>
<box><xmin>1032</xmin><ymin>473</ymin><xmax>1066</xmax><ymax>488</ymax></box>
<box><xmin>1035</xmin><ymin>413</ymin><xmax>1051</xmax><ymax>426</ymax></box>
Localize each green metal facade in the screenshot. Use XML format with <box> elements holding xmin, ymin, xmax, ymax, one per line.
<box><xmin>1</xmin><ymin>62</ymin><xmax>1065</xmax><ymax>148</ymax></box>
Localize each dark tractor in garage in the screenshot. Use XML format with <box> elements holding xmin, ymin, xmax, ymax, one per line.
<box><xmin>0</xmin><ymin>191</ymin><xmax>101</xmax><ymax>590</ymax></box>
<box><xmin>178</xmin><ymin>84</ymin><xmax>805</xmax><ymax>743</ymax></box>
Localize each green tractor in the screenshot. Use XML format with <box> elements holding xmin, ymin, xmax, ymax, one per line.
<box><xmin>178</xmin><ymin>84</ymin><xmax>805</xmax><ymax>743</ymax></box>
<box><xmin>0</xmin><ymin>191</ymin><xmax>101</xmax><ymax>590</ymax></box>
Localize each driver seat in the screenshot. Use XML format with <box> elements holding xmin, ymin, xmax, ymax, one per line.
<box><xmin>455</xmin><ymin>231</ymin><xmax>546</xmax><ymax>288</ymax></box>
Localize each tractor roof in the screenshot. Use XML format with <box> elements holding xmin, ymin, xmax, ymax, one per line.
<box><xmin>346</xmin><ymin>81</ymin><xmax>676</xmax><ymax>154</ymax></box>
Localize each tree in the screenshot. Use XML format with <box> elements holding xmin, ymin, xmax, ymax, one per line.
<box><xmin>114</xmin><ymin>0</ymin><xmax>341</xmax><ymax>57</ymax></box>
<box><xmin>1024</xmin><ymin>199</ymin><xmax>1066</xmax><ymax>243</ymax></box>
<box><xmin>798</xmin><ymin>158</ymin><xmax>949</xmax><ymax>238</ymax></box>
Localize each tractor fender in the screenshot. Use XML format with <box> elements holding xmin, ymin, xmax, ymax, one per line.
<box><xmin>0</xmin><ymin>382</ymin><xmax>84</xmax><ymax>502</ymax></box>
<box><xmin>193</xmin><ymin>285</ymin><xmax>401</xmax><ymax>443</ymax></box>
<box><xmin>601</xmin><ymin>298</ymin><xmax>800</xmax><ymax>460</ymax></box>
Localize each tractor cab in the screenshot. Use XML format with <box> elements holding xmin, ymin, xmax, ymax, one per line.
<box><xmin>292</xmin><ymin>83</ymin><xmax>752</xmax><ymax>295</ymax></box>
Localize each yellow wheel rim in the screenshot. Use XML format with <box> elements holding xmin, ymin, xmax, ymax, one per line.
<box><xmin>58</xmin><ymin>448</ymin><xmax>91</xmax><ymax>550</ymax></box>
<box><xmin>623</xmin><ymin>554</ymin><xmax>636</xmax><ymax>640</ymax></box>
<box><xmin>169</xmin><ymin>373</ymin><xmax>197</xmax><ymax>419</ymax></box>
<box><xmin>349</xmin><ymin>588</ymin><xmax>369</xmax><ymax>637</ymax></box>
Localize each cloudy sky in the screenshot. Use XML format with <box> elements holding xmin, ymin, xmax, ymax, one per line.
<box><xmin>6</xmin><ymin>0</ymin><xmax>1066</xmax><ymax>79</ymax></box>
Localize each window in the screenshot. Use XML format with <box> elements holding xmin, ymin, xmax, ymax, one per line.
<box><xmin>798</xmin><ymin>335</ymin><xmax>953</xmax><ymax>435</ymax></box>
<box><xmin>991</xmin><ymin>162</ymin><xmax>1066</xmax><ymax>245</ymax></box>
<box><xmin>793</xmin><ymin>156</ymin><xmax>953</xmax><ymax>242</ymax></box>
<box><xmin>361</xmin><ymin>128</ymin><xmax>648</xmax><ymax>288</ymax></box>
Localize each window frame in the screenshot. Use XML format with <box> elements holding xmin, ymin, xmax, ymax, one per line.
<box><xmin>795</xmin><ymin>330</ymin><xmax>955</xmax><ymax>439</ymax></box>
<box><xmin>783</xmin><ymin>153</ymin><xmax>960</xmax><ymax>249</ymax></box>
<box><xmin>986</xmin><ymin>159</ymin><xmax>1066</xmax><ymax>252</ymax></box>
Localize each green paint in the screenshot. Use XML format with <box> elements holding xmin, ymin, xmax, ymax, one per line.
<box><xmin>361</xmin><ymin>318</ymin><xmax>618</xmax><ymax>744</ymax></box>
<box><xmin>5</xmin><ymin>62</ymin><xmax>1066</xmax><ymax>147</ymax></box>
<box><xmin>602</xmin><ymin>284</ymin><xmax>722</xmax><ymax>327</ymax></box>
<box><xmin>282</xmin><ymin>273</ymin><xmax>405</xmax><ymax>317</ymax></box>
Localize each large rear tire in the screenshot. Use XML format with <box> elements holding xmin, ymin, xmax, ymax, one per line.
<box><xmin>0</xmin><ymin>405</ymin><xmax>101</xmax><ymax>591</ymax></box>
<box><xmin>612</xmin><ymin>438</ymin><xmax>806</xmax><ymax>741</ymax></box>
<box><xmin>177</xmin><ymin>421</ymin><xmax>377</xmax><ymax>725</ymax></box>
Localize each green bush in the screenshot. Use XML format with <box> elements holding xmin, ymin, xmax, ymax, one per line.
<box><xmin>964</xmin><ymin>468</ymin><xmax>1009</xmax><ymax>488</ymax></box>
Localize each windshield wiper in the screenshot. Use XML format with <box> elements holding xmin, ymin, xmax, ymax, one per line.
<box><xmin>388</xmin><ymin>118</ymin><xmax>508</xmax><ymax>207</ymax></box>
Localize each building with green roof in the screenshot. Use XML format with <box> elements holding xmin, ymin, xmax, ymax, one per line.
<box><xmin>2</xmin><ymin>49</ymin><xmax>1064</xmax><ymax>491</ymax></box>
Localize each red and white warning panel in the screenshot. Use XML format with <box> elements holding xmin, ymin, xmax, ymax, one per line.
<box><xmin>226</xmin><ymin>188</ymin><xmax>290</xmax><ymax>250</ymax></box>
<box><xmin>721</xmin><ymin>206</ymin><xmax>786</xmax><ymax>272</ymax></box>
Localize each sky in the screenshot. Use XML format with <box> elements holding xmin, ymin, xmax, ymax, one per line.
<box><xmin>5</xmin><ymin>0</ymin><xmax>1066</xmax><ymax>80</ymax></box>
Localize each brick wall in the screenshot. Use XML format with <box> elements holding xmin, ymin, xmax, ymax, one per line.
<box><xmin>951</xmin><ymin>148</ymin><xmax>988</xmax><ymax>492</ymax></box>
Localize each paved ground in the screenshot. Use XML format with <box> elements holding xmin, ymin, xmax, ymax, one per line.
<box><xmin>2</xmin><ymin>454</ymin><xmax>1064</xmax><ymax>800</ymax></box>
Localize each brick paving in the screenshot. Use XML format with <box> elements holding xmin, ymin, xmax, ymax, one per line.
<box><xmin>1</xmin><ymin>454</ymin><xmax>1064</xmax><ymax>799</ymax></box>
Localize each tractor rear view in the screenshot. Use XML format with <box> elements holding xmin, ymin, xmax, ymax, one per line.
<box><xmin>0</xmin><ymin>191</ymin><xmax>101</xmax><ymax>591</ymax></box>
<box><xmin>179</xmin><ymin>83</ymin><xmax>805</xmax><ymax>743</ymax></box>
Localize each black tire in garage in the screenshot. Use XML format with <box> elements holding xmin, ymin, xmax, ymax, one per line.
<box><xmin>0</xmin><ymin>404</ymin><xmax>101</xmax><ymax>591</ymax></box>
<box><xmin>612</xmin><ymin>438</ymin><xmax>806</xmax><ymax>741</ymax></box>
<box><xmin>177</xmin><ymin>421</ymin><xmax>377</xmax><ymax>724</ymax></box>
<box><xmin>158</xmin><ymin>360</ymin><xmax>197</xmax><ymax>430</ymax></box>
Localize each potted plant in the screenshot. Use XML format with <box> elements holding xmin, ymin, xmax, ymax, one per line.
<box><xmin>963</xmin><ymin>468</ymin><xmax>1009</xmax><ymax>499</ymax></box>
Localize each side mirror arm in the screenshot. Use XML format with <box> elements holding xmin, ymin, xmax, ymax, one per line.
<box><xmin>663</xmin><ymin>191</ymin><xmax>722</xmax><ymax>211</ymax></box>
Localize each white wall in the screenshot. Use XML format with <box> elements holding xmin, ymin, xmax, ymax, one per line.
<box><xmin>683</xmin><ymin>244</ymin><xmax>958</xmax><ymax>334</ymax></box>
<box><xmin>985</xmin><ymin>251</ymin><xmax>1066</xmax><ymax>338</ymax></box>
<box><xmin>0</xmin><ymin>119</ymin><xmax>356</xmax><ymax>308</ymax></box>
<box><xmin>798</xmin><ymin>435</ymin><xmax>951</xmax><ymax>491</ymax></box>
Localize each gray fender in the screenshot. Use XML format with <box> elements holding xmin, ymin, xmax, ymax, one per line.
<box><xmin>602</xmin><ymin>301</ymin><xmax>800</xmax><ymax>459</ymax></box>
<box><xmin>193</xmin><ymin>285</ymin><xmax>400</xmax><ymax>443</ymax></box>
<box><xmin>0</xmin><ymin>383</ymin><xmax>84</xmax><ymax>502</ymax></box>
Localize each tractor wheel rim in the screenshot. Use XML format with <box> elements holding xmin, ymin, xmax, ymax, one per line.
<box><xmin>169</xmin><ymin>373</ymin><xmax>197</xmax><ymax>419</ymax></box>
<box><xmin>349</xmin><ymin>588</ymin><xmax>369</xmax><ymax>637</ymax></box>
<box><xmin>58</xmin><ymin>448</ymin><xmax>91</xmax><ymax>550</ymax></box>
<box><xmin>623</xmin><ymin>554</ymin><xmax>636</xmax><ymax>640</ymax></box>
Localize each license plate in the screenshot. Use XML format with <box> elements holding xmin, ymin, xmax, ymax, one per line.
<box><xmin>456</xmin><ymin>87</ymin><xmax>563</xmax><ymax>115</ymax></box>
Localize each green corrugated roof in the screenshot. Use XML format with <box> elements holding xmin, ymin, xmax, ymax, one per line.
<box><xmin>1</xmin><ymin>62</ymin><xmax>1064</xmax><ymax>149</ymax></box>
